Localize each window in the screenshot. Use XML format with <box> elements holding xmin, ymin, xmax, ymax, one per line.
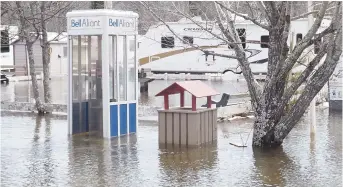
<box><xmin>118</xmin><ymin>36</ymin><xmax>127</xmax><ymax>101</ymax></box>
<box><xmin>314</xmin><ymin>38</ymin><xmax>321</xmax><ymax>54</ymax></box>
<box><xmin>109</xmin><ymin>35</ymin><xmax>118</xmax><ymax>102</ymax></box>
<box><xmin>1</xmin><ymin>30</ymin><xmax>10</xmax><ymax>53</ymax></box>
<box><xmin>296</xmin><ymin>33</ymin><xmax>302</xmax><ymax>43</ymax></box>
<box><xmin>63</xmin><ymin>46</ymin><xmax>68</xmax><ymax>57</ymax></box>
<box><xmin>127</xmin><ymin>36</ymin><xmax>136</xmax><ymax>100</ymax></box>
<box><xmin>161</xmin><ymin>37</ymin><xmax>174</xmax><ymax>48</ymax></box>
<box><xmin>261</xmin><ymin>35</ymin><xmax>269</xmax><ymax>48</ymax></box>
<box><xmin>183</xmin><ymin>36</ymin><xmax>193</xmax><ymax>45</ymax></box>
<box><xmin>236</xmin><ymin>28</ymin><xmax>246</xmax><ymax>49</ymax></box>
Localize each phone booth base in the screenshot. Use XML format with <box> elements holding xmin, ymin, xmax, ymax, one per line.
<box><xmin>66</xmin><ymin>9</ymin><xmax>139</xmax><ymax>138</ymax></box>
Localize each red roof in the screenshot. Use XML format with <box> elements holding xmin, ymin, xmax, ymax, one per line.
<box><xmin>155</xmin><ymin>80</ymin><xmax>220</xmax><ymax>98</ymax></box>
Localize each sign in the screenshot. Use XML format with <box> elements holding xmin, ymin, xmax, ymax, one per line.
<box><xmin>108</xmin><ymin>17</ymin><xmax>137</xmax><ymax>33</ymax></box>
<box><xmin>69</xmin><ymin>17</ymin><xmax>101</xmax><ymax>29</ymax></box>
<box><xmin>330</xmin><ymin>86</ymin><xmax>342</xmax><ymax>101</ymax></box>
<box><xmin>329</xmin><ymin>59</ymin><xmax>342</xmax><ymax>101</ymax></box>
<box><xmin>68</xmin><ymin>16</ymin><xmax>137</xmax><ymax>33</ymax></box>
<box><xmin>109</xmin><ymin>18</ymin><xmax>135</xmax><ymax>28</ymax></box>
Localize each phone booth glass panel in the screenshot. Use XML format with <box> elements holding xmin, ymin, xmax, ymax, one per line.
<box><xmin>70</xmin><ymin>35</ymin><xmax>103</xmax><ymax>137</ymax></box>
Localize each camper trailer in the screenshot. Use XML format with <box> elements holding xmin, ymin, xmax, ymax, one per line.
<box><xmin>138</xmin><ymin>16</ymin><xmax>331</xmax><ymax>80</ymax></box>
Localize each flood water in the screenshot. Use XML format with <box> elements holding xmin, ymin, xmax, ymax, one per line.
<box><xmin>0</xmin><ymin>77</ymin><xmax>249</xmax><ymax>107</ymax></box>
<box><xmin>1</xmin><ymin>78</ymin><xmax>342</xmax><ymax>186</ymax></box>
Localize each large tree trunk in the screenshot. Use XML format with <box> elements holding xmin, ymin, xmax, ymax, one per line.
<box><xmin>142</xmin><ymin>1</ymin><xmax>342</xmax><ymax>148</ymax></box>
<box><xmin>40</xmin><ymin>2</ymin><xmax>52</xmax><ymax>105</ymax></box>
<box><xmin>252</xmin><ymin>12</ymin><xmax>289</xmax><ymax>147</ymax></box>
<box><xmin>27</xmin><ymin>42</ymin><xmax>45</xmax><ymax>114</ymax></box>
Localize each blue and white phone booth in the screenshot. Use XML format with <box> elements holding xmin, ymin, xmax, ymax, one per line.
<box><xmin>66</xmin><ymin>10</ymin><xmax>139</xmax><ymax>138</ymax></box>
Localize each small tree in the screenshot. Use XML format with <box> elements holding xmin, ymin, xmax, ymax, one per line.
<box><xmin>39</xmin><ymin>1</ymin><xmax>72</xmax><ymax>106</ymax></box>
<box><xmin>2</xmin><ymin>1</ymin><xmax>73</xmax><ymax>113</ymax></box>
<box><xmin>15</xmin><ymin>1</ymin><xmax>45</xmax><ymax>113</ymax></box>
<box><xmin>141</xmin><ymin>1</ymin><xmax>342</xmax><ymax>147</ymax></box>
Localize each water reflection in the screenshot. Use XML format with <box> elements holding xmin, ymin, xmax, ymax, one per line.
<box><xmin>328</xmin><ymin>110</ymin><xmax>342</xmax><ymax>151</ymax></box>
<box><xmin>158</xmin><ymin>144</ymin><xmax>218</xmax><ymax>186</ymax></box>
<box><xmin>1</xmin><ymin>95</ymin><xmax>342</xmax><ymax>186</ymax></box>
<box><xmin>68</xmin><ymin>135</ymin><xmax>109</xmax><ymax>186</ymax></box>
<box><xmin>252</xmin><ymin>147</ymin><xmax>295</xmax><ymax>186</ymax></box>
<box><xmin>1</xmin><ymin>79</ymin><xmax>248</xmax><ymax>108</ymax></box>
<box><xmin>27</xmin><ymin>115</ymin><xmax>55</xmax><ymax>186</ymax></box>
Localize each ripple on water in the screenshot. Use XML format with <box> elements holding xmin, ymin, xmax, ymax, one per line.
<box><xmin>1</xmin><ymin>109</ymin><xmax>342</xmax><ymax>187</ymax></box>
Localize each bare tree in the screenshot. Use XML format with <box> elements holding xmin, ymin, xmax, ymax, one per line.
<box><xmin>141</xmin><ymin>1</ymin><xmax>342</xmax><ymax>147</ymax></box>
<box><xmin>39</xmin><ymin>1</ymin><xmax>73</xmax><ymax>106</ymax></box>
<box><xmin>2</xmin><ymin>1</ymin><xmax>74</xmax><ymax>113</ymax></box>
<box><xmin>15</xmin><ymin>1</ymin><xmax>45</xmax><ymax>113</ymax></box>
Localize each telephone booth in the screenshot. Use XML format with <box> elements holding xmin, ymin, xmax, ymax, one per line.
<box><xmin>66</xmin><ymin>10</ymin><xmax>139</xmax><ymax>138</ymax></box>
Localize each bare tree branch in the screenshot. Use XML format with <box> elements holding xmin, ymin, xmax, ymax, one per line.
<box><xmin>256</xmin><ymin>1</ymin><xmax>271</xmax><ymax>25</ymax></box>
<box><xmin>170</xmin><ymin>2</ymin><xmax>229</xmax><ymax>44</ymax></box>
<box><xmin>140</xmin><ymin>1</ymin><xmax>239</xmax><ymax>60</ymax></box>
<box><xmin>278</xmin><ymin>2</ymin><xmax>329</xmax><ymax>79</ymax></box>
<box><xmin>213</xmin><ymin>2</ymin><xmax>261</xmax><ymax>110</ymax></box>
<box><xmin>274</xmin><ymin>3</ymin><xmax>342</xmax><ymax>141</ymax></box>
<box><xmin>215</xmin><ymin>1</ymin><xmax>270</xmax><ymax>30</ymax></box>
<box><xmin>291</xmin><ymin>4</ymin><xmax>339</xmax><ymax>21</ymax></box>
<box><xmin>274</xmin><ymin>42</ymin><xmax>328</xmax><ymax>117</ymax></box>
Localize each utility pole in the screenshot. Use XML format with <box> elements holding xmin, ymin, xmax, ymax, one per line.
<box><xmin>90</xmin><ymin>1</ymin><xmax>104</xmax><ymax>9</ymax></box>
<box><xmin>104</xmin><ymin>1</ymin><xmax>112</xmax><ymax>9</ymax></box>
<box><xmin>308</xmin><ymin>1</ymin><xmax>316</xmax><ymax>135</ymax></box>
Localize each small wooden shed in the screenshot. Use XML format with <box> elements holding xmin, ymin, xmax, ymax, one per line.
<box><xmin>156</xmin><ymin>80</ymin><xmax>219</xmax><ymax>147</ymax></box>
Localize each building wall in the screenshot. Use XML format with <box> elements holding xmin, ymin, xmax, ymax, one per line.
<box><xmin>329</xmin><ymin>56</ymin><xmax>342</xmax><ymax>111</ymax></box>
<box><xmin>13</xmin><ymin>40</ymin><xmax>67</xmax><ymax>77</ymax></box>
<box><xmin>13</xmin><ymin>43</ymin><xmax>28</xmax><ymax>76</ymax></box>
<box><xmin>50</xmin><ymin>43</ymin><xmax>68</xmax><ymax>76</ymax></box>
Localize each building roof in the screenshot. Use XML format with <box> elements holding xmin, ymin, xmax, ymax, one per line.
<box><xmin>155</xmin><ymin>80</ymin><xmax>220</xmax><ymax>98</ymax></box>
<box><xmin>10</xmin><ymin>32</ymin><xmax>67</xmax><ymax>45</ymax></box>
<box><xmin>66</xmin><ymin>9</ymin><xmax>139</xmax><ymax>18</ymax></box>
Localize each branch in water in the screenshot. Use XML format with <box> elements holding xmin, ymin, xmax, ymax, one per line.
<box><xmin>229</xmin><ymin>142</ymin><xmax>247</xmax><ymax>147</ymax></box>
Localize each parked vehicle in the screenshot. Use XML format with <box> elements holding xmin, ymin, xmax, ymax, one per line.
<box><xmin>1</xmin><ymin>73</ymin><xmax>9</xmax><ymax>84</ymax></box>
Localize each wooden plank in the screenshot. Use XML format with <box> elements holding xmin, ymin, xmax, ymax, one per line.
<box><xmin>208</xmin><ymin>110</ymin><xmax>212</xmax><ymax>141</ymax></box>
<box><xmin>188</xmin><ymin>113</ymin><xmax>200</xmax><ymax>146</ymax></box>
<box><xmin>173</xmin><ymin>113</ymin><xmax>180</xmax><ymax>146</ymax></box>
<box><xmin>215</xmin><ymin>110</ymin><xmax>218</xmax><ymax>140</ymax></box>
<box><xmin>180</xmin><ymin>113</ymin><xmax>187</xmax><ymax>145</ymax></box>
<box><xmin>166</xmin><ymin>112</ymin><xmax>173</xmax><ymax>144</ymax></box>
<box><xmin>204</xmin><ymin>111</ymin><xmax>208</xmax><ymax>143</ymax></box>
<box><xmin>158</xmin><ymin>112</ymin><xmax>166</xmax><ymax>144</ymax></box>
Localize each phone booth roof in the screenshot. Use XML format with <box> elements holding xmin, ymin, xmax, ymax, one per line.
<box><xmin>66</xmin><ymin>9</ymin><xmax>139</xmax><ymax>36</ymax></box>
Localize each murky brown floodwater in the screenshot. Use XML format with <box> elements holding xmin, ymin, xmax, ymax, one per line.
<box><xmin>1</xmin><ymin>78</ymin><xmax>342</xmax><ymax>186</ymax></box>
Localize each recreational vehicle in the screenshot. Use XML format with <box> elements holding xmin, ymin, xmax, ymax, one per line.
<box><xmin>138</xmin><ymin>16</ymin><xmax>331</xmax><ymax>80</ymax></box>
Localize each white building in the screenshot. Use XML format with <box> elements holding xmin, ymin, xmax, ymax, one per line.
<box><xmin>11</xmin><ymin>32</ymin><xmax>68</xmax><ymax>77</ymax></box>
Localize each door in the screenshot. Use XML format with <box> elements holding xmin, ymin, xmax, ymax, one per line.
<box><xmin>71</xmin><ymin>35</ymin><xmax>103</xmax><ymax>136</ymax></box>
<box><xmin>87</xmin><ymin>36</ymin><xmax>103</xmax><ymax>137</ymax></box>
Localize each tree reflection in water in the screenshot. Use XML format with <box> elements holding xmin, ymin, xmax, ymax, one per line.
<box><xmin>252</xmin><ymin>146</ymin><xmax>296</xmax><ymax>186</ymax></box>
<box><xmin>27</xmin><ymin>115</ymin><xmax>55</xmax><ymax>186</ymax></box>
